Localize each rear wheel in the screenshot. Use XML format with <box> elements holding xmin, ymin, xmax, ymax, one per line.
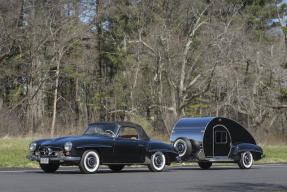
<box><xmin>148</xmin><ymin>151</ymin><xmax>166</xmax><ymax>172</ymax></box>
<box><xmin>108</xmin><ymin>165</ymin><xmax>125</xmax><ymax>172</ymax></box>
<box><xmin>238</xmin><ymin>151</ymin><xmax>253</xmax><ymax>169</ymax></box>
<box><xmin>173</xmin><ymin>138</ymin><xmax>192</xmax><ymax>160</ymax></box>
<box><xmin>79</xmin><ymin>150</ymin><xmax>100</xmax><ymax>174</ymax></box>
<box><xmin>198</xmin><ymin>162</ymin><xmax>212</xmax><ymax>169</ymax></box>
<box><xmin>40</xmin><ymin>163</ymin><xmax>59</xmax><ymax>173</ymax></box>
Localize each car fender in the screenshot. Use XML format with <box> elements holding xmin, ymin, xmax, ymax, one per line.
<box><xmin>32</xmin><ymin>139</ymin><xmax>54</xmax><ymax>150</ymax></box>
<box><xmin>34</xmin><ymin>139</ymin><xmax>54</xmax><ymax>145</ymax></box>
<box><xmin>148</xmin><ymin>141</ymin><xmax>176</xmax><ymax>153</ymax></box>
<box><xmin>147</xmin><ymin>141</ymin><xmax>178</xmax><ymax>164</ymax></box>
<box><xmin>148</xmin><ymin>148</ymin><xmax>176</xmax><ymax>153</ymax></box>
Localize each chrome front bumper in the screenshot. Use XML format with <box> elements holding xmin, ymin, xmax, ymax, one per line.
<box><xmin>26</xmin><ymin>155</ymin><xmax>81</xmax><ymax>162</ymax></box>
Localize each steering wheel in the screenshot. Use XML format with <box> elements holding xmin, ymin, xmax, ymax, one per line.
<box><xmin>104</xmin><ymin>130</ymin><xmax>115</xmax><ymax>137</ymax></box>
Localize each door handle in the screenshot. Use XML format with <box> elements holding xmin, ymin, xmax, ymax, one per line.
<box><xmin>138</xmin><ymin>144</ymin><xmax>144</xmax><ymax>147</ymax></box>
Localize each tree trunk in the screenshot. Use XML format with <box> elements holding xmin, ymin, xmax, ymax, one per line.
<box><xmin>27</xmin><ymin>56</ymin><xmax>45</xmax><ymax>136</ymax></box>
<box><xmin>51</xmin><ymin>58</ymin><xmax>60</xmax><ymax>137</ymax></box>
<box><xmin>253</xmin><ymin>51</ymin><xmax>261</xmax><ymax>96</ymax></box>
<box><xmin>96</xmin><ymin>0</ymin><xmax>103</xmax><ymax>77</ymax></box>
<box><xmin>131</xmin><ymin>49</ymin><xmax>140</xmax><ymax>108</ymax></box>
<box><xmin>75</xmin><ymin>76</ymin><xmax>81</xmax><ymax>126</ymax></box>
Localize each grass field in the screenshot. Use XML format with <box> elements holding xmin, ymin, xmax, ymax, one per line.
<box><xmin>0</xmin><ymin>138</ymin><xmax>38</xmax><ymax>167</ymax></box>
<box><xmin>0</xmin><ymin>138</ymin><xmax>286</xmax><ymax>167</ymax></box>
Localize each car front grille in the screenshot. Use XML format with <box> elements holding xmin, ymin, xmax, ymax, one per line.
<box><xmin>39</xmin><ymin>147</ymin><xmax>63</xmax><ymax>157</ymax></box>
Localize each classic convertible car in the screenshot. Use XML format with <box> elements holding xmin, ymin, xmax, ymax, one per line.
<box><xmin>170</xmin><ymin>117</ymin><xmax>265</xmax><ymax>169</ymax></box>
<box><xmin>27</xmin><ymin>122</ymin><xmax>178</xmax><ymax>173</ymax></box>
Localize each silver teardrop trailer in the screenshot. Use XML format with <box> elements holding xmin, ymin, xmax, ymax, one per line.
<box><xmin>170</xmin><ymin>117</ymin><xmax>265</xmax><ymax>169</ymax></box>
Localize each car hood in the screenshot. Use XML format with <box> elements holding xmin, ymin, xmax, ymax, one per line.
<box><xmin>38</xmin><ymin>135</ymin><xmax>112</xmax><ymax>147</ymax></box>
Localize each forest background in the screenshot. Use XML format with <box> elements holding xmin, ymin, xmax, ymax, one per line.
<box><xmin>1</xmin><ymin>0</ymin><xmax>287</xmax><ymax>144</ymax></box>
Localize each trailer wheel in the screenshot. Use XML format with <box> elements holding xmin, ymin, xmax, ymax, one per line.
<box><xmin>173</xmin><ymin>138</ymin><xmax>192</xmax><ymax>159</ymax></box>
<box><xmin>238</xmin><ymin>151</ymin><xmax>253</xmax><ymax>169</ymax></box>
<box><xmin>198</xmin><ymin>162</ymin><xmax>212</xmax><ymax>169</ymax></box>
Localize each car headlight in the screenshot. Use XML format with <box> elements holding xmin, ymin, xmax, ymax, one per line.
<box><xmin>29</xmin><ymin>142</ymin><xmax>37</xmax><ymax>152</ymax></box>
<box><xmin>64</xmin><ymin>142</ymin><xmax>72</xmax><ymax>152</ymax></box>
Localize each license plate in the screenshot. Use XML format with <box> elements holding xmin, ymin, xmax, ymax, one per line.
<box><xmin>40</xmin><ymin>158</ymin><xmax>49</xmax><ymax>164</ymax></box>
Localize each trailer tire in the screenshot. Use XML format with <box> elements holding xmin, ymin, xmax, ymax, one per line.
<box><xmin>238</xmin><ymin>151</ymin><xmax>253</xmax><ymax>169</ymax></box>
<box><xmin>198</xmin><ymin>162</ymin><xmax>212</xmax><ymax>169</ymax></box>
<box><xmin>173</xmin><ymin>138</ymin><xmax>192</xmax><ymax>159</ymax></box>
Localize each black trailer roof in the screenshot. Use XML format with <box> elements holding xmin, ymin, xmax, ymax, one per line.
<box><xmin>173</xmin><ymin>117</ymin><xmax>215</xmax><ymax>131</ymax></box>
<box><xmin>171</xmin><ymin>117</ymin><xmax>215</xmax><ymax>143</ymax></box>
<box><xmin>171</xmin><ymin>117</ymin><xmax>256</xmax><ymax>145</ymax></box>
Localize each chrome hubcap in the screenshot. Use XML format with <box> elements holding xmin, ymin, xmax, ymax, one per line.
<box><xmin>176</xmin><ymin>142</ymin><xmax>185</xmax><ymax>155</ymax></box>
<box><xmin>244</xmin><ymin>154</ymin><xmax>251</xmax><ymax>165</ymax></box>
<box><xmin>154</xmin><ymin>155</ymin><xmax>163</xmax><ymax>168</ymax></box>
<box><xmin>87</xmin><ymin>155</ymin><xmax>97</xmax><ymax>168</ymax></box>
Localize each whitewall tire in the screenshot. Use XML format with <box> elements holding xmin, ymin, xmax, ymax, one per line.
<box><xmin>148</xmin><ymin>151</ymin><xmax>166</xmax><ymax>172</ymax></box>
<box><xmin>198</xmin><ymin>162</ymin><xmax>212</xmax><ymax>170</ymax></box>
<box><xmin>79</xmin><ymin>150</ymin><xmax>100</xmax><ymax>174</ymax></box>
<box><xmin>173</xmin><ymin>138</ymin><xmax>192</xmax><ymax>159</ymax></box>
<box><xmin>238</xmin><ymin>151</ymin><xmax>253</xmax><ymax>169</ymax></box>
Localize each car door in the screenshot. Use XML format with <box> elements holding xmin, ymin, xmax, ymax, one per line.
<box><xmin>113</xmin><ymin>126</ymin><xmax>146</xmax><ymax>163</ymax></box>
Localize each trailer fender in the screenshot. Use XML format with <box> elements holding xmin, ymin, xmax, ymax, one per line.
<box><xmin>231</xmin><ymin>143</ymin><xmax>264</xmax><ymax>161</ymax></box>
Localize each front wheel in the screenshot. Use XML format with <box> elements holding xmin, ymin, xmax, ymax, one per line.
<box><xmin>40</xmin><ymin>163</ymin><xmax>59</xmax><ymax>173</ymax></box>
<box><xmin>79</xmin><ymin>150</ymin><xmax>100</xmax><ymax>174</ymax></box>
<box><xmin>198</xmin><ymin>162</ymin><xmax>212</xmax><ymax>169</ymax></box>
<box><xmin>238</xmin><ymin>151</ymin><xmax>253</xmax><ymax>169</ymax></box>
<box><xmin>108</xmin><ymin>165</ymin><xmax>125</xmax><ymax>172</ymax></box>
<box><xmin>148</xmin><ymin>151</ymin><xmax>166</xmax><ymax>172</ymax></box>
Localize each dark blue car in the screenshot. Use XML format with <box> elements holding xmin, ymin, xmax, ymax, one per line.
<box><xmin>27</xmin><ymin>122</ymin><xmax>178</xmax><ymax>173</ymax></box>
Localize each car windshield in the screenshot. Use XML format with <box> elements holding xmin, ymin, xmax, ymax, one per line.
<box><xmin>82</xmin><ymin>124</ymin><xmax>117</xmax><ymax>137</ymax></box>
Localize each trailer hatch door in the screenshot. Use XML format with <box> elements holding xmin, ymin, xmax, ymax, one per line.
<box><xmin>213</xmin><ymin>125</ymin><xmax>231</xmax><ymax>156</ymax></box>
